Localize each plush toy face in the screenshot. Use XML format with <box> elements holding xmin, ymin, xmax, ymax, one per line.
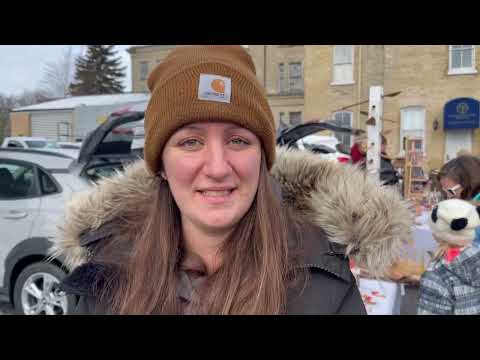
<box><xmin>429</xmin><ymin>199</ymin><xmax>480</xmax><ymax>246</ymax></box>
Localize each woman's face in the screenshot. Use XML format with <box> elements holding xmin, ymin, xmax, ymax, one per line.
<box><xmin>440</xmin><ymin>177</ymin><xmax>463</xmax><ymax>199</ymax></box>
<box><xmin>162</xmin><ymin>122</ymin><xmax>262</xmax><ymax>236</ymax></box>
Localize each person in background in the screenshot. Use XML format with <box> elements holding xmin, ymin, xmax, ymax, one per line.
<box><xmin>350</xmin><ymin>130</ymin><xmax>367</xmax><ymax>165</ymax></box>
<box><xmin>381</xmin><ymin>134</ymin><xmax>390</xmax><ymax>161</ymax></box>
<box><xmin>438</xmin><ymin>155</ymin><xmax>480</xmax><ymax>247</ymax></box>
<box><xmin>417</xmin><ymin>198</ymin><xmax>480</xmax><ymax>315</ymax></box>
<box><xmin>351</xmin><ymin>131</ymin><xmax>390</xmax><ymax>165</ymax></box>
<box><xmin>438</xmin><ymin>155</ymin><xmax>480</xmax><ymax>201</ymax></box>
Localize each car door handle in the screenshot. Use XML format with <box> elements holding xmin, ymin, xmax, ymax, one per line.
<box><xmin>3</xmin><ymin>210</ymin><xmax>28</xmax><ymax>219</ymax></box>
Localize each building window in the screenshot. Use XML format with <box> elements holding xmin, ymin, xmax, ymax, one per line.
<box><xmin>449</xmin><ymin>45</ymin><xmax>477</xmax><ymax>75</ymax></box>
<box><xmin>289</xmin><ymin>112</ymin><xmax>302</xmax><ymax>126</ymax></box>
<box><xmin>279</xmin><ymin>112</ymin><xmax>288</xmax><ymax>127</ymax></box>
<box><xmin>332</xmin><ymin>45</ymin><xmax>354</xmax><ymax>85</ymax></box>
<box><xmin>288</xmin><ymin>62</ymin><xmax>303</xmax><ymax>93</ymax></box>
<box><xmin>279</xmin><ymin>62</ymin><xmax>303</xmax><ymax>94</ymax></box>
<box><xmin>140</xmin><ymin>61</ymin><xmax>149</xmax><ymax>81</ymax></box>
<box><xmin>400</xmin><ymin>106</ymin><xmax>426</xmax><ymax>153</ymax></box>
<box><xmin>332</xmin><ymin>111</ymin><xmax>353</xmax><ymax>148</ymax></box>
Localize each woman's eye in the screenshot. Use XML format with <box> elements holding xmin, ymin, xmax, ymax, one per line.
<box><xmin>179</xmin><ymin>138</ymin><xmax>202</xmax><ymax>149</ymax></box>
<box><xmin>229</xmin><ymin>137</ymin><xmax>250</xmax><ymax>146</ymax></box>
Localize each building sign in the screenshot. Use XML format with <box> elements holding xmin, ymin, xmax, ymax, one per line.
<box><xmin>444</xmin><ymin>97</ymin><xmax>480</xmax><ymax>130</ymax></box>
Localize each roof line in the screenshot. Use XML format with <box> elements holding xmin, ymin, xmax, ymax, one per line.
<box><xmin>11</xmin><ymin>107</ymin><xmax>73</xmax><ymax>113</ymax></box>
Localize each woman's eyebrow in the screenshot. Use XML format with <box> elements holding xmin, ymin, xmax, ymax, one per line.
<box><xmin>176</xmin><ymin>125</ymin><xmax>205</xmax><ymax>133</ymax></box>
<box><xmin>178</xmin><ymin>124</ymin><xmax>248</xmax><ymax>133</ymax></box>
<box><xmin>223</xmin><ymin>125</ymin><xmax>252</xmax><ymax>134</ymax></box>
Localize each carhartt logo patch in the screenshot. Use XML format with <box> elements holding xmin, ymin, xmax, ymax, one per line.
<box><xmin>198</xmin><ymin>74</ymin><xmax>231</xmax><ymax>103</ymax></box>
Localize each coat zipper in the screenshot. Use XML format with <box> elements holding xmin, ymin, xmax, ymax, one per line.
<box><xmin>297</xmin><ymin>263</ymin><xmax>343</xmax><ymax>279</ymax></box>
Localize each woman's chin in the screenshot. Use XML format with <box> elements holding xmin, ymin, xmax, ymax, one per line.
<box><xmin>197</xmin><ymin>216</ymin><xmax>239</xmax><ymax>235</ymax></box>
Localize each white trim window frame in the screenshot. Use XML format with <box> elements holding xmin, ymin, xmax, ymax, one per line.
<box><xmin>448</xmin><ymin>45</ymin><xmax>477</xmax><ymax>75</ymax></box>
<box><xmin>400</xmin><ymin>106</ymin><xmax>426</xmax><ymax>154</ymax></box>
<box><xmin>332</xmin><ymin>111</ymin><xmax>353</xmax><ymax>148</ymax></box>
<box><xmin>331</xmin><ymin>45</ymin><xmax>355</xmax><ymax>85</ymax></box>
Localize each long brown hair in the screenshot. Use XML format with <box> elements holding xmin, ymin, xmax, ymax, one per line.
<box><xmin>438</xmin><ymin>155</ymin><xmax>480</xmax><ymax>200</ymax></box>
<box><xmin>96</xmin><ymin>152</ymin><xmax>299</xmax><ymax>314</ymax></box>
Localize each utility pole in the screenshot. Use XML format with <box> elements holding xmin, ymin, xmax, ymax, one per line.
<box><xmin>366</xmin><ymin>86</ymin><xmax>383</xmax><ymax>180</ymax></box>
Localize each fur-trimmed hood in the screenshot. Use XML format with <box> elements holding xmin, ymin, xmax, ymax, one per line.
<box><xmin>51</xmin><ymin>148</ymin><xmax>412</xmax><ymax>276</ymax></box>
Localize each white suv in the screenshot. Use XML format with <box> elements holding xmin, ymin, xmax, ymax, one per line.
<box><xmin>1</xmin><ymin>137</ymin><xmax>49</xmax><ymax>150</ymax></box>
<box><xmin>0</xmin><ymin>111</ymin><xmax>144</xmax><ymax>314</ymax></box>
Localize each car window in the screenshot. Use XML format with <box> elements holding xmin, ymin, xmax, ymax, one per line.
<box><xmin>39</xmin><ymin>170</ymin><xmax>59</xmax><ymax>195</ymax></box>
<box><xmin>25</xmin><ymin>140</ymin><xmax>48</xmax><ymax>148</ymax></box>
<box><xmin>7</xmin><ymin>140</ymin><xmax>24</xmax><ymax>148</ymax></box>
<box><xmin>0</xmin><ymin>162</ymin><xmax>37</xmax><ymax>199</ymax></box>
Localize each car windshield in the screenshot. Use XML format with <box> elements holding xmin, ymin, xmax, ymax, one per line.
<box><xmin>25</xmin><ymin>140</ymin><xmax>48</xmax><ymax>148</ymax></box>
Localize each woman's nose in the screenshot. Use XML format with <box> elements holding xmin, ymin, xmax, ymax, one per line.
<box><xmin>203</xmin><ymin>145</ymin><xmax>232</xmax><ymax>179</ymax></box>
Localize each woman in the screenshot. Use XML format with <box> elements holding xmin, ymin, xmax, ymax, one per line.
<box><xmin>350</xmin><ymin>130</ymin><xmax>367</xmax><ymax>165</ymax></box>
<box><xmin>52</xmin><ymin>45</ymin><xmax>411</xmax><ymax>315</ymax></box>
<box><xmin>437</xmin><ymin>155</ymin><xmax>480</xmax><ymax>201</ymax></box>
<box><xmin>417</xmin><ymin>155</ymin><xmax>480</xmax><ymax>315</ymax></box>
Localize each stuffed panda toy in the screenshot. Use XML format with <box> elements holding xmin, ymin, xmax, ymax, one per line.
<box><xmin>429</xmin><ymin>199</ymin><xmax>480</xmax><ymax>251</ymax></box>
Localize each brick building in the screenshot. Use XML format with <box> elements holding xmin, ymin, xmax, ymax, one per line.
<box><xmin>304</xmin><ymin>45</ymin><xmax>480</xmax><ymax>170</ymax></box>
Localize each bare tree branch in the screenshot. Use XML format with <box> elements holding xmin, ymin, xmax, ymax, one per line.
<box><xmin>39</xmin><ymin>46</ymin><xmax>74</xmax><ymax>99</ymax></box>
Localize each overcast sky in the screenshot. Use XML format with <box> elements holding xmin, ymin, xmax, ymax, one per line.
<box><xmin>0</xmin><ymin>45</ymin><xmax>132</xmax><ymax>96</ymax></box>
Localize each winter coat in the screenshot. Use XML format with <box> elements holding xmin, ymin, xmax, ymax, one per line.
<box><xmin>417</xmin><ymin>246</ymin><xmax>480</xmax><ymax>315</ymax></box>
<box><xmin>52</xmin><ymin>148</ymin><xmax>412</xmax><ymax>315</ymax></box>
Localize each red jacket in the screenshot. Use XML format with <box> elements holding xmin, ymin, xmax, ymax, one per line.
<box><xmin>351</xmin><ymin>144</ymin><xmax>365</xmax><ymax>164</ymax></box>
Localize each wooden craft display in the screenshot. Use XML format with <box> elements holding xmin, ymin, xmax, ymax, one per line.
<box><xmin>403</xmin><ymin>137</ymin><xmax>427</xmax><ymax>201</ymax></box>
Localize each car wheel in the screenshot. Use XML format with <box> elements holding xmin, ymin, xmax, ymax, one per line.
<box><xmin>13</xmin><ymin>262</ymin><xmax>76</xmax><ymax>315</ymax></box>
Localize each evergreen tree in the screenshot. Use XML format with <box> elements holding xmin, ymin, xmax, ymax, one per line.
<box><xmin>69</xmin><ymin>45</ymin><xmax>126</xmax><ymax>96</ymax></box>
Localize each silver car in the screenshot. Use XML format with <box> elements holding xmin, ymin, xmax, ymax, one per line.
<box><xmin>0</xmin><ymin>111</ymin><xmax>144</xmax><ymax>315</ymax></box>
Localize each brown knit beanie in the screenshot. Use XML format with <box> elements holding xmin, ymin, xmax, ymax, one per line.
<box><xmin>144</xmin><ymin>45</ymin><xmax>276</xmax><ymax>175</ymax></box>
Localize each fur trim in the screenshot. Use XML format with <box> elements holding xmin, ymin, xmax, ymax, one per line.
<box><xmin>50</xmin><ymin>163</ymin><xmax>154</xmax><ymax>269</ymax></box>
<box><xmin>52</xmin><ymin>148</ymin><xmax>412</xmax><ymax>276</ymax></box>
<box><xmin>272</xmin><ymin>148</ymin><xmax>412</xmax><ymax>276</ymax></box>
